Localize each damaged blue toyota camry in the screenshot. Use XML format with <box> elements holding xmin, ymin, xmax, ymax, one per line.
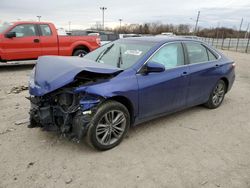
<box><xmin>28</xmin><ymin>37</ymin><xmax>235</xmax><ymax>150</ymax></box>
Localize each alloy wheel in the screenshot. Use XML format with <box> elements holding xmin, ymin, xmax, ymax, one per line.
<box><xmin>212</xmin><ymin>82</ymin><xmax>225</xmax><ymax>106</ymax></box>
<box><xmin>95</xmin><ymin>110</ymin><xmax>126</xmax><ymax>146</ymax></box>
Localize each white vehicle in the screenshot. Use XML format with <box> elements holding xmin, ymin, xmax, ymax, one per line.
<box><xmin>161</xmin><ymin>32</ymin><xmax>175</xmax><ymax>36</ymax></box>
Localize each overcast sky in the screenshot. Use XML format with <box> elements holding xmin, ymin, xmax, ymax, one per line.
<box><xmin>0</xmin><ymin>0</ymin><xmax>249</xmax><ymax>30</ymax></box>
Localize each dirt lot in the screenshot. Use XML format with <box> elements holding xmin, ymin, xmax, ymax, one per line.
<box><xmin>0</xmin><ymin>51</ymin><xmax>249</xmax><ymax>188</ymax></box>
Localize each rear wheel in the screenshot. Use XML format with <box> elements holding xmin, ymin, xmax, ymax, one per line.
<box><xmin>73</xmin><ymin>49</ymin><xmax>88</xmax><ymax>57</ymax></box>
<box><xmin>87</xmin><ymin>101</ymin><xmax>130</xmax><ymax>151</ymax></box>
<box><xmin>205</xmin><ymin>80</ymin><xmax>226</xmax><ymax>109</ymax></box>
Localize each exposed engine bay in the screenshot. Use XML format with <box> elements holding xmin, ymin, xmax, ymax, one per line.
<box><xmin>28</xmin><ymin>71</ymin><xmax>115</xmax><ymax>141</ymax></box>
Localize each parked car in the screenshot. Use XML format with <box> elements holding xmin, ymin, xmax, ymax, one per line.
<box><xmin>28</xmin><ymin>37</ymin><xmax>235</xmax><ymax>150</ymax></box>
<box><xmin>71</xmin><ymin>30</ymin><xmax>120</xmax><ymax>46</ymax></box>
<box><xmin>178</xmin><ymin>35</ymin><xmax>201</xmax><ymax>40</ymax></box>
<box><xmin>0</xmin><ymin>21</ymin><xmax>100</xmax><ymax>62</ymax></box>
<box><xmin>119</xmin><ymin>33</ymin><xmax>142</xmax><ymax>38</ymax></box>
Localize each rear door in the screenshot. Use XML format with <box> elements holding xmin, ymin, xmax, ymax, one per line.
<box><xmin>137</xmin><ymin>42</ymin><xmax>189</xmax><ymax>119</ymax></box>
<box><xmin>2</xmin><ymin>24</ymin><xmax>41</xmax><ymax>60</ymax></box>
<box><xmin>38</xmin><ymin>24</ymin><xmax>59</xmax><ymax>55</ymax></box>
<box><xmin>184</xmin><ymin>42</ymin><xmax>220</xmax><ymax>106</ymax></box>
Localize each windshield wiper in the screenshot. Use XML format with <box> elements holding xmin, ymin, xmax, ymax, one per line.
<box><xmin>95</xmin><ymin>44</ymin><xmax>114</xmax><ymax>62</ymax></box>
<box><xmin>117</xmin><ymin>46</ymin><xmax>123</xmax><ymax>68</ymax></box>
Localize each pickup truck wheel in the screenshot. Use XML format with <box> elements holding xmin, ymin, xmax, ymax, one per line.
<box><xmin>86</xmin><ymin>101</ymin><xmax>130</xmax><ymax>151</ymax></box>
<box><xmin>73</xmin><ymin>49</ymin><xmax>88</xmax><ymax>57</ymax></box>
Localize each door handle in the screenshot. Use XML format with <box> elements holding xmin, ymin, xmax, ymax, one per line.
<box><xmin>181</xmin><ymin>71</ymin><xmax>188</xmax><ymax>76</ymax></box>
<box><xmin>34</xmin><ymin>39</ymin><xmax>40</xmax><ymax>43</ymax></box>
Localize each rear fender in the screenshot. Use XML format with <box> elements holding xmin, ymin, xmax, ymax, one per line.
<box><xmin>71</xmin><ymin>41</ymin><xmax>92</xmax><ymax>54</ymax></box>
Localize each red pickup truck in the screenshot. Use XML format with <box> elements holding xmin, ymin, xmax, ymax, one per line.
<box><xmin>0</xmin><ymin>21</ymin><xmax>100</xmax><ymax>62</ymax></box>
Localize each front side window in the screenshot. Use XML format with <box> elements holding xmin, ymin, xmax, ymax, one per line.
<box><xmin>40</xmin><ymin>24</ymin><xmax>52</xmax><ymax>36</ymax></box>
<box><xmin>185</xmin><ymin>43</ymin><xmax>209</xmax><ymax>64</ymax></box>
<box><xmin>149</xmin><ymin>43</ymin><xmax>185</xmax><ymax>69</ymax></box>
<box><xmin>10</xmin><ymin>24</ymin><xmax>37</xmax><ymax>37</ymax></box>
<box><xmin>84</xmin><ymin>40</ymin><xmax>156</xmax><ymax>69</ymax></box>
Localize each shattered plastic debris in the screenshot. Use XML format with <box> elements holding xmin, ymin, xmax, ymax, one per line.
<box><xmin>9</xmin><ymin>85</ymin><xmax>28</xmax><ymax>94</ymax></box>
<box><xmin>15</xmin><ymin>118</ymin><xmax>29</xmax><ymax>126</ymax></box>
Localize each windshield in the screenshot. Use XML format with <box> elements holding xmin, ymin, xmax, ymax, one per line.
<box><xmin>0</xmin><ymin>22</ymin><xmax>12</xmax><ymax>33</ymax></box>
<box><xmin>84</xmin><ymin>40</ymin><xmax>156</xmax><ymax>69</ymax></box>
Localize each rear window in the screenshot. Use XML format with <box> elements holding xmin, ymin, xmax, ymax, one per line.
<box><xmin>40</xmin><ymin>24</ymin><xmax>52</xmax><ymax>36</ymax></box>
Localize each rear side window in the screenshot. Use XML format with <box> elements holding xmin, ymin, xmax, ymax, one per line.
<box><xmin>207</xmin><ymin>49</ymin><xmax>217</xmax><ymax>61</ymax></box>
<box><xmin>39</xmin><ymin>24</ymin><xmax>52</xmax><ymax>36</ymax></box>
<box><xmin>150</xmin><ymin>43</ymin><xmax>185</xmax><ymax>69</ymax></box>
<box><xmin>185</xmin><ymin>43</ymin><xmax>209</xmax><ymax>64</ymax></box>
<box><xmin>10</xmin><ymin>24</ymin><xmax>37</xmax><ymax>37</ymax></box>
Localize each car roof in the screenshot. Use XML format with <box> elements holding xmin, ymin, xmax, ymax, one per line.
<box><xmin>12</xmin><ymin>21</ymin><xmax>53</xmax><ymax>25</ymax></box>
<box><xmin>120</xmin><ymin>36</ymin><xmax>202</xmax><ymax>44</ymax></box>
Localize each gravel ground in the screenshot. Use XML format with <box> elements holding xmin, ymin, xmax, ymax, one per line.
<box><xmin>0</xmin><ymin>51</ymin><xmax>249</xmax><ymax>188</ymax></box>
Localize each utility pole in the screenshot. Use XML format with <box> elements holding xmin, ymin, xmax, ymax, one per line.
<box><xmin>236</xmin><ymin>18</ymin><xmax>244</xmax><ymax>51</ymax></box>
<box><xmin>68</xmin><ymin>21</ymin><xmax>71</xmax><ymax>32</ymax></box>
<box><xmin>239</xmin><ymin>18</ymin><xmax>244</xmax><ymax>33</ymax></box>
<box><xmin>194</xmin><ymin>11</ymin><xmax>200</xmax><ymax>34</ymax></box>
<box><xmin>244</xmin><ymin>23</ymin><xmax>249</xmax><ymax>38</ymax></box>
<box><xmin>119</xmin><ymin>19</ymin><xmax>122</xmax><ymax>30</ymax></box>
<box><xmin>37</xmin><ymin>16</ymin><xmax>41</xmax><ymax>22</ymax></box>
<box><xmin>215</xmin><ymin>22</ymin><xmax>220</xmax><ymax>38</ymax></box>
<box><xmin>100</xmin><ymin>7</ymin><xmax>107</xmax><ymax>30</ymax></box>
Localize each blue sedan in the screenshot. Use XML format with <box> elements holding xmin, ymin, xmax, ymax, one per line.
<box><xmin>29</xmin><ymin>37</ymin><xmax>235</xmax><ymax>150</ymax></box>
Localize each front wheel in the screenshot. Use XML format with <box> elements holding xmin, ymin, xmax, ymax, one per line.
<box><xmin>87</xmin><ymin>101</ymin><xmax>130</xmax><ymax>151</ymax></box>
<box><xmin>205</xmin><ymin>80</ymin><xmax>226</xmax><ymax>109</ymax></box>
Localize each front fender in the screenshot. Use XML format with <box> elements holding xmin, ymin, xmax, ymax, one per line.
<box><xmin>74</xmin><ymin>71</ymin><xmax>139</xmax><ymax>116</ymax></box>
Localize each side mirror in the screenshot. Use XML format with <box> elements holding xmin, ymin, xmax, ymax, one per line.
<box><xmin>5</xmin><ymin>32</ymin><xmax>16</xmax><ymax>38</ymax></box>
<box><xmin>142</xmin><ymin>61</ymin><xmax>165</xmax><ymax>74</ymax></box>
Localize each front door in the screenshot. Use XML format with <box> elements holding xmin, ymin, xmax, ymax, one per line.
<box><xmin>2</xmin><ymin>24</ymin><xmax>41</xmax><ymax>60</ymax></box>
<box><xmin>137</xmin><ymin>42</ymin><xmax>189</xmax><ymax>119</ymax></box>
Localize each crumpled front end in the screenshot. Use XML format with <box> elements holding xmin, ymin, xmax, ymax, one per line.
<box><xmin>29</xmin><ymin>86</ymin><xmax>103</xmax><ymax>140</ymax></box>
<box><xmin>28</xmin><ymin>56</ymin><xmax>122</xmax><ymax>140</ymax></box>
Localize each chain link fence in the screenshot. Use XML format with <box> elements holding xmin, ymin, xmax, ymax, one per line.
<box><xmin>200</xmin><ymin>37</ymin><xmax>250</xmax><ymax>53</ymax></box>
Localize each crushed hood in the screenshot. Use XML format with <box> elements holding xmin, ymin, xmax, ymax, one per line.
<box><xmin>29</xmin><ymin>56</ymin><xmax>122</xmax><ymax>96</ymax></box>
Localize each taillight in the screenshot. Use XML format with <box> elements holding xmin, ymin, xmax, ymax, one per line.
<box><xmin>96</xmin><ymin>37</ymin><xmax>101</xmax><ymax>46</ymax></box>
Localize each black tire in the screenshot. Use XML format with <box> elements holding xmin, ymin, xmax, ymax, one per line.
<box><xmin>73</xmin><ymin>49</ymin><xmax>88</xmax><ymax>57</ymax></box>
<box><xmin>28</xmin><ymin>116</ymin><xmax>37</xmax><ymax>128</ymax></box>
<box><xmin>205</xmin><ymin>80</ymin><xmax>226</xmax><ymax>109</ymax></box>
<box><xmin>86</xmin><ymin>101</ymin><xmax>130</xmax><ymax>151</ymax></box>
